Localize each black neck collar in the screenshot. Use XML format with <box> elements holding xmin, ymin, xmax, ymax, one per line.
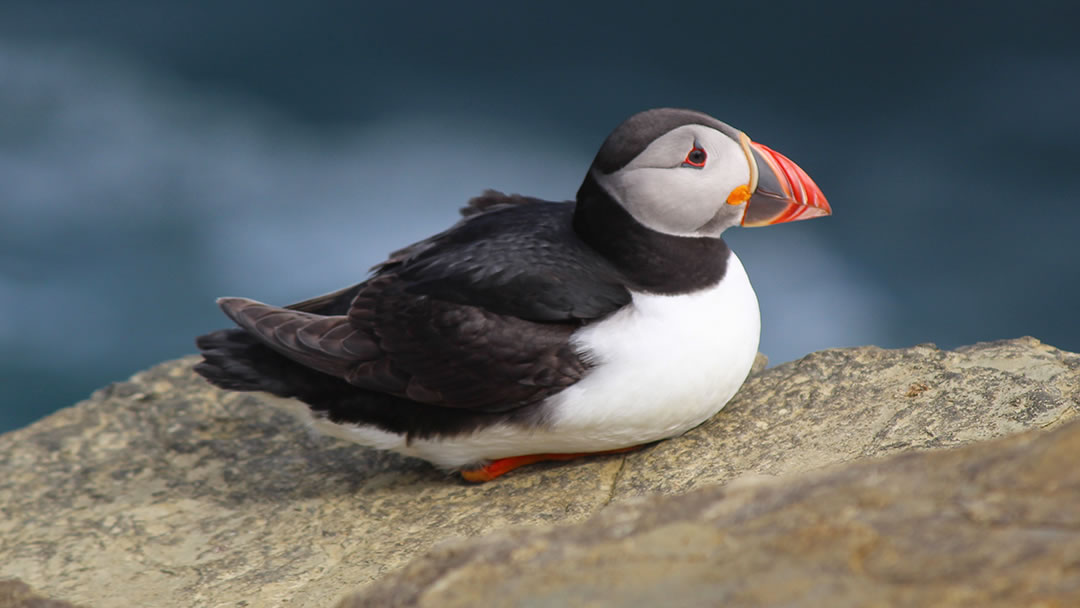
<box><xmin>572</xmin><ymin>172</ymin><xmax>730</xmax><ymax>295</ymax></box>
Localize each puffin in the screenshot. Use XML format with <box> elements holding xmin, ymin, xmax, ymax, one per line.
<box><xmin>194</xmin><ymin>108</ymin><xmax>831</xmax><ymax>482</ymax></box>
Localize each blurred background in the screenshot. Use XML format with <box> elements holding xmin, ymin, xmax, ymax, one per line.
<box><xmin>2</xmin><ymin>1</ymin><xmax>1078</xmax><ymax>432</ymax></box>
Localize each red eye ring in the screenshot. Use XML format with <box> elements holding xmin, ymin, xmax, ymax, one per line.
<box><xmin>683</xmin><ymin>145</ymin><xmax>707</xmax><ymax>168</ymax></box>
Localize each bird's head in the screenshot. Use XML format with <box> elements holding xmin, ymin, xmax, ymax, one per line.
<box><xmin>583</xmin><ymin>108</ymin><xmax>831</xmax><ymax>237</ymax></box>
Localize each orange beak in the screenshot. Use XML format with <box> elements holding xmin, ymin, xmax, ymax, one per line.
<box><xmin>741</xmin><ymin>139</ymin><xmax>831</xmax><ymax>227</ymax></box>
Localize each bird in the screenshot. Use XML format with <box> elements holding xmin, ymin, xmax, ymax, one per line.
<box><xmin>194</xmin><ymin>108</ymin><xmax>831</xmax><ymax>482</ymax></box>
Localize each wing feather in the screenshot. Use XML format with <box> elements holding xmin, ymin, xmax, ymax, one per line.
<box><xmin>213</xmin><ymin>194</ymin><xmax>629</xmax><ymax>414</ymax></box>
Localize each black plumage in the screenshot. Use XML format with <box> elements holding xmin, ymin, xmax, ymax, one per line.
<box><xmin>195</xmin><ymin>109</ymin><xmax>739</xmax><ymax>440</ymax></box>
<box><xmin>195</xmin><ymin>192</ymin><xmax>624</xmax><ymax>438</ymax></box>
<box><xmin>382</xmin><ymin>193</ymin><xmax>631</xmax><ymax>321</ymax></box>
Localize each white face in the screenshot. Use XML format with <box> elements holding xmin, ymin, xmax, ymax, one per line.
<box><xmin>592</xmin><ymin>124</ymin><xmax>751</xmax><ymax>238</ymax></box>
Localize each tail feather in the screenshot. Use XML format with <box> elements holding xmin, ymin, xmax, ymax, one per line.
<box><xmin>194</xmin><ymin>328</ymin><xmax>502</xmax><ymax>440</ymax></box>
<box><xmin>194</xmin><ymin>328</ymin><xmax>340</xmax><ymax>396</ymax></box>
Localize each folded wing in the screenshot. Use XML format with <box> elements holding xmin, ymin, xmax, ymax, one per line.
<box><xmin>212</xmin><ymin>193</ymin><xmax>631</xmax><ymax>413</ymax></box>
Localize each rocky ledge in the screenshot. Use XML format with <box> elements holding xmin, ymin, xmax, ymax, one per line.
<box><xmin>344</xmin><ymin>410</ymin><xmax>1080</xmax><ymax>607</ymax></box>
<box><xmin>1</xmin><ymin>337</ymin><xmax>1078</xmax><ymax>607</ymax></box>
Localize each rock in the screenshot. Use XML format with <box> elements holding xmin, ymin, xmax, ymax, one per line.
<box><xmin>0</xmin><ymin>579</ymin><xmax>84</xmax><ymax>608</ymax></box>
<box><xmin>614</xmin><ymin>336</ymin><xmax>1080</xmax><ymax>498</ymax></box>
<box><xmin>342</xmin><ymin>415</ymin><xmax>1080</xmax><ymax>608</ymax></box>
<box><xmin>0</xmin><ymin>338</ymin><xmax>1077</xmax><ymax>607</ymax></box>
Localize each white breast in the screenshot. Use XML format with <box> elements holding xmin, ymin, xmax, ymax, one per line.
<box><xmin>544</xmin><ymin>251</ymin><xmax>761</xmax><ymax>446</ymax></box>
<box><xmin>265</xmin><ymin>253</ymin><xmax>761</xmax><ymax>469</ymax></box>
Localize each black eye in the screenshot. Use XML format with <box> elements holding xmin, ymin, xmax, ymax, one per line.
<box><xmin>683</xmin><ymin>146</ymin><xmax>707</xmax><ymax>168</ymax></box>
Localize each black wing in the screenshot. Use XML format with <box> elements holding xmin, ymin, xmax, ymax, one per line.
<box><xmin>208</xmin><ymin>193</ymin><xmax>631</xmax><ymax>413</ymax></box>
<box><xmin>288</xmin><ymin>191</ymin><xmax>630</xmax><ymax>320</ymax></box>
<box><xmin>375</xmin><ymin>192</ymin><xmax>630</xmax><ymax>321</ymax></box>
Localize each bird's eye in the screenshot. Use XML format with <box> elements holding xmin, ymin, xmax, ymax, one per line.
<box><xmin>683</xmin><ymin>146</ymin><xmax>707</xmax><ymax>168</ymax></box>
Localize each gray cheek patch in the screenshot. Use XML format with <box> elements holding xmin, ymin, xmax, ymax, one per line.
<box><xmin>697</xmin><ymin>204</ymin><xmax>744</xmax><ymax>236</ymax></box>
<box><xmin>590</xmin><ymin>119</ymin><xmax>751</xmax><ymax>238</ymax></box>
<box><xmin>597</xmin><ymin>169</ymin><xmax>708</xmax><ymax>236</ymax></box>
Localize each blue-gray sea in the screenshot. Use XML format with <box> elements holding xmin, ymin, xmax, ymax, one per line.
<box><xmin>2</xmin><ymin>2</ymin><xmax>1078</xmax><ymax>432</ymax></box>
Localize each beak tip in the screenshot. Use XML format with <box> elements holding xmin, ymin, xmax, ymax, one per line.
<box><xmin>746</xmin><ymin>141</ymin><xmax>831</xmax><ymax>226</ymax></box>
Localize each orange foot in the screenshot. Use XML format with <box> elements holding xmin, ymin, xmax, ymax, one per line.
<box><xmin>460</xmin><ymin>445</ymin><xmax>644</xmax><ymax>483</ymax></box>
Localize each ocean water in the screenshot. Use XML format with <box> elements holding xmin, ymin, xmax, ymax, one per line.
<box><xmin>2</xmin><ymin>2</ymin><xmax>1079</xmax><ymax>432</ymax></box>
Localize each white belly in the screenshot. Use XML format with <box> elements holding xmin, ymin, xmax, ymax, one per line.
<box><xmin>269</xmin><ymin>253</ymin><xmax>761</xmax><ymax>469</ymax></box>
<box><xmin>545</xmin><ymin>252</ymin><xmax>761</xmax><ymax>445</ymax></box>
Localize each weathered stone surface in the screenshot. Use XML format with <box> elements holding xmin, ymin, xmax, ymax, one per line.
<box><xmin>1</xmin><ymin>338</ymin><xmax>1077</xmax><ymax>607</ymax></box>
<box><xmin>0</xmin><ymin>579</ymin><xmax>83</xmax><ymax>608</ymax></box>
<box><xmin>616</xmin><ymin>337</ymin><xmax>1080</xmax><ymax>498</ymax></box>
<box><xmin>342</xmin><ymin>416</ymin><xmax>1080</xmax><ymax>608</ymax></box>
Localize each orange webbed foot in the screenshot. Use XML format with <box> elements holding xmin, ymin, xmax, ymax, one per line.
<box><xmin>460</xmin><ymin>445</ymin><xmax>643</xmax><ymax>482</ymax></box>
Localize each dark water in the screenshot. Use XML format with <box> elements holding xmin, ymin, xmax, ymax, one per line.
<box><xmin>2</xmin><ymin>2</ymin><xmax>1079</xmax><ymax>432</ymax></box>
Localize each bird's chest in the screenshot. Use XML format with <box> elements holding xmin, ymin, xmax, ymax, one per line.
<box><xmin>551</xmin><ymin>253</ymin><xmax>761</xmax><ymax>443</ymax></box>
